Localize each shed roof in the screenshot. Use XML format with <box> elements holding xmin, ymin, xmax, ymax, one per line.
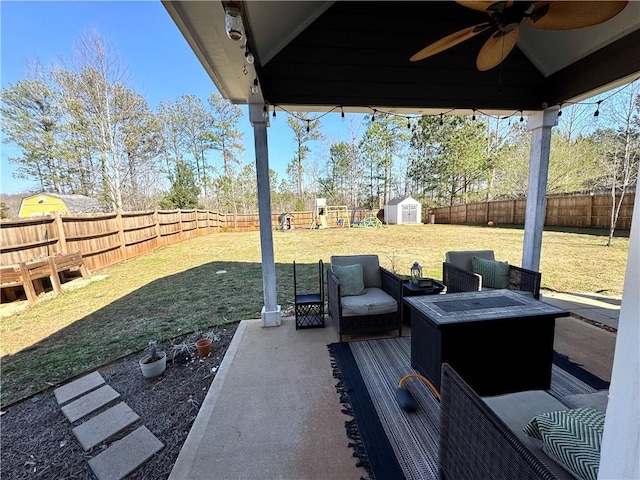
<box><xmin>26</xmin><ymin>193</ymin><xmax>103</xmax><ymax>213</ymax></box>
<box><xmin>386</xmin><ymin>196</ymin><xmax>419</xmax><ymax>206</ymax></box>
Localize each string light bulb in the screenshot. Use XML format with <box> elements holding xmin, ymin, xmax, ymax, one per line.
<box><xmin>594</xmin><ymin>101</ymin><xmax>601</xmax><ymax>117</ymax></box>
<box><xmin>224</xmin><ymin>4</ymin><xmax>244</xmax><ymax>41</ymax></box>
<box><xmin>371</xmin><ymin>109</ymin><xmax>376</xmax><ymax>122</ymax></box>
<box><xmin>250</xmin><ymin>78</ymin><xmax>258</xmax><ymax>95</ymax></box>
<box><xmin>262</xmin><ymin>104</ymin><xmax>268</xmax><ymax>118</ymax></box>
<box><xmin>272</xmin><ymin>106</ymin><xmax>276</xmax><ymax>118</ymax></box>
<box><xmin>407</xmin><ymin>117</ymin><xmax>411</xmax><ymax>129</ymax></box>
<box><xmin>340</xmin><ymin>106</ymin><xmax>345</xmax><ymax>118</ymax></box>
<box><xmin>245</xmin><ymin>45</ymin><xmax>254</xmax><ymax>64</ymax></box>
<box><xmin>306</xmin><ymin>120</ymin><xmax>310</xmax><ymax>133</ymax></box>
<box><xmin>439</xmin><ymin>113</ymin><xmax>443</xmax><ymax>126</ymax></box>
<box><xmin>557</xmin><ymin>103</ymin><xmax>563</xmax><ymax>118</ymax></box>
<box><xmin>519</xmin><ymin>111</ymin><xmax>524</xmax><ymax>122</ymax></box>
<box><xmin>472</xmin><ymin>109</ymin><xmax>476</xmax><ymax>121</ymax></box>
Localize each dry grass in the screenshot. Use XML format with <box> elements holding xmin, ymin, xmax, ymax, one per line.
<box><xmin>0</xmin><ymin>224</ymin><xmax>628</xmax><ymax>406</ymax></box>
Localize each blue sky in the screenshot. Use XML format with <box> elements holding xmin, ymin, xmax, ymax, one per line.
<box><xmin>0</xmin><ymin>1</ymin><xmax>360</xmax><ymax>195</ymax></box>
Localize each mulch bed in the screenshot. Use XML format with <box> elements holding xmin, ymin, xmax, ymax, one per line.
<box><xmin>0</xmin><ymin>322</ymin><xmax>238</xmax><ymax>480</ymax></box>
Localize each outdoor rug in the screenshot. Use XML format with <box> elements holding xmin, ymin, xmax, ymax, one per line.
<box><xmin>328</xmin><ymin>337</ymin><xmax>609</xmax><ymax>480</ymax></box>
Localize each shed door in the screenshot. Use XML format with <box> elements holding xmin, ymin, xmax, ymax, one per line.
<box><xmin>402</xmin><ymin>204</ymin><xmax>418</xmax><ymax>223</ymax></box>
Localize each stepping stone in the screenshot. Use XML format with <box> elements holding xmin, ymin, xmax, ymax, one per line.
<box><xmin>88</xmin><ymin>426</ymin><xmax>164</xmax><ymax>480</ymax></box>
<box><xmin>72</xmin><ymin>402</ymin><xmax>140</xmax><ymax>450</ymax></box>
<box><xmin>54</xmin><ymin>371</ymin><xmax>105</xmax><ymax>405</ymax></box>
<box><xmin>61</xmin><ymin>385</ymin><xmax>120</xmax><ymax>423</ymax></box>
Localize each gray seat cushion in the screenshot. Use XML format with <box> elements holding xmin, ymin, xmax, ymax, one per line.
<box><xmin>483</xmin><ymin>390</ymin><xmax>575</xmax><ymax>480</ymax></box>
<box><xmin>340</xmin><ymin>287</ymin><xmax>397</xmax><ymax>317</ymax></box>
<box><xmin>560</xmin><ymin>390</ymin><xmax>609</xmax><ymax>412</ymax></box>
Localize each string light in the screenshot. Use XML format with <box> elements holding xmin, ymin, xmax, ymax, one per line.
<box><xmin>272</xmin><ymin>106</ymin><xmax>277</xmax><ymax>117</ymax></box>
<box><xmin>244</xmin><ymin>45</ymin><xmax>254</xmax><ymax>65</ymax></box>
<box><xmin>262</xmin><ymin>104</ymin><xmax>268</xmax><ymax>118</ymax></box>
<box><xmin>250</xmin><ymin>78</ymin><xmax>258</xmax><ymax>95</ymax></box>
<box><xmin>264</xmin><ymin>75</ymin><xmax>639</xmax><ymax>127</ymax></box>
<box><xmin>306</xmin><ymin>120</ymin><xmax>310</xmax><ymax>133</ymax></box>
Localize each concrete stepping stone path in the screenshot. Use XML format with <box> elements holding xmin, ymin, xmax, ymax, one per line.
<box><xmin>54</xmin><ymin>371</ymin><xmax>164</xmax><ymax>478</ymax></box>
<box><xmin>88</xmin><ymin>426</ymin><xmax>164</xmax><ymax>480</ymax></box>
<box><xmin>72</xmin><ymin>402</ymin><xmax>140</xmax><ymax>450</ymax></box>
<box><xmin>60</xmin><ymin>385</ymin><xmax>120</xmax><ymax>423</ymax></box>
<box><xmin>54</xmin><ymin>371</ymin><xmax>105</xmax><ymax>404</ymax></box>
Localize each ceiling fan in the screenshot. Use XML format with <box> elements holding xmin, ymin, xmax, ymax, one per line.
<box><xmin>410</xmin><ymin>1</ymin><xmax>628</xmax><ymax>71</ymax></box>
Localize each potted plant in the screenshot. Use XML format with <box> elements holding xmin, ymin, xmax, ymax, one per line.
<box><xmin>139</xmin><ymin>340</ymin><xmax>167</xmax><ymax>378</ymax></box>
<box><xmin>195</xmin><ymin>338</ymin><xmax>212</xmax><ymax>357</ymax></box>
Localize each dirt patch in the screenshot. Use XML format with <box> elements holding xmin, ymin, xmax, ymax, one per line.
<box><xmin>0</xmin><ymin>322</ymin><xmax>238</xmax><ymax>480</ymax></box>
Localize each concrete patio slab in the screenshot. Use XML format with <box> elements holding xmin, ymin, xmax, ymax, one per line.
<box><xmin>61</xmin><ymin>385</ymin><xmax>120</xmax><ymax>423</ymax></box>
<box><xmin>54</xmin><ymin>371</ymin><xmax>105</xmax><ymax>405</ymax></box>
<box><xmin>72</xmin><ymin>402</ymin><xmax>140</xmax><ymax>450</ymax></box>
<box><xmin>169</xmin><ymin>318</ymin><xmax>363</xmax><ymax>480</ymax></box>
<box><xmin>87</xmin><ymin>426</ymin><xmax>163</xmax><ymax>480</ymax></box>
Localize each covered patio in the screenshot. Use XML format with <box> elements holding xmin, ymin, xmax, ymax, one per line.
<box><xmin>162</xmin><ymin>1</ymin><xmax>639</xmax><ymax>478</ymax></box>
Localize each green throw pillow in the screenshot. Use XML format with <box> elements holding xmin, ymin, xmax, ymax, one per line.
<box><xmin>471</xmin><ymin>256</ymin><xmax>510</xmax><ymax>289</ymax></box>
<box><xmin>523</xmin><ymin>407</ymin><xmax>604</xmax><ymax>480</ymax></box>
<box><xmin>332</xmin><ymin>264</ymin><xmax>365</xmax><ymax>296</ymax></box>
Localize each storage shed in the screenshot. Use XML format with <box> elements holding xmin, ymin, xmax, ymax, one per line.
<box><xmin>384</xmin><ymin>196</ymin><xmax>421</xmax><ymax>225</ymax></box>
<box><xmin>19</xmin><ymin>193</ymin><xmax>103</xmax><ymax>218</ymax></box>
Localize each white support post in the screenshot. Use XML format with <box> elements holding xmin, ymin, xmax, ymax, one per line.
<box><xmin>249</xmin><ymin>103</ymin><xmax>281</xmax><ymax>327</ymax></box>
<box><xmin>598</xmin><ymin>176</ymin><xmax>640</xmax><ymax>479</ymax></box>
<box><xmin>522</xmin><ymin>108</ymin><xmax>558</xmax><ymax>271</ymax></box>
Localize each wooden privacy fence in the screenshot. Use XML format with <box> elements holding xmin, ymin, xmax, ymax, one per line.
<box><xmin>430</xmin><ymin>193</ymin><xmax>634</xmax><ymax>230</ymax></box>
<box><xmin>0</xmin><ymin>208</ymin><xmax>373</xmax><ymax>273</ymax></box>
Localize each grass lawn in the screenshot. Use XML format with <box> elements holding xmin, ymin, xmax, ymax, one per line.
<box><xmin>0</xmin><ymin>224</ymin><xmax>629</xmax><ymax>406</ymax></box>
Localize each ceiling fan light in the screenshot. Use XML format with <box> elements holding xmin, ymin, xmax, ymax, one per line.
<box><xmin>224</xmin><ymin>5</ymin><xmax>244</xmax><ymax>41</ymax></box>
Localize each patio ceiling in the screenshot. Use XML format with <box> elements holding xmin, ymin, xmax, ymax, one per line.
<box><xmin>163</xmin><ymin>1</ymin><xmax>640</xmax><ymax>114</ymax></box>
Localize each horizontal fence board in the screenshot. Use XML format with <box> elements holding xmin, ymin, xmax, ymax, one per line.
<box><xmin>431</xmin><ymin>193</ymin><xmax>634</xmax><ymax>230</ymax></box>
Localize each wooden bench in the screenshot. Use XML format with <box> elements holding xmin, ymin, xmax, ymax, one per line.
<box><xmin>1</xmin><ymin>252</ymin><xmax>90</xmax><ymax>304</ymax></box>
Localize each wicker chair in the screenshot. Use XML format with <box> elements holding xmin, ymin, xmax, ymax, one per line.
<box><xmin>439</xmin><ymin>363</ymin><xmax>560</xmax><ymax>480</ymax></box>
<box><xmin>327</xmin><ymin>254</ymin><xmax>403</xmax><ymax>342</ymax></box>
<box><xmin>442</xmin><ymin>250</ymin><xmax>541</xmax><ymax>299</ymax></box>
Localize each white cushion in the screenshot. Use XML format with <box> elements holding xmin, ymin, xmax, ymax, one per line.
<box><xmin>340</xmin><ymin>287</ymin><xmax>397</xmax><ymax>317</ymax></box>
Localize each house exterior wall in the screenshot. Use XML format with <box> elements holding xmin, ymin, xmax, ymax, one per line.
<box><xmin>19</xmin><ymin>194</ymin><xmax>68</xmax><ymax>218</ymax></box>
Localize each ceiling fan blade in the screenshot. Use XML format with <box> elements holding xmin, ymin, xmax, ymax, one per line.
<box><xmin>410</xmin><ymin>23</ymin><xmax>491</xmax><ymax>62</ymax></box>
<box><xmin>455</xmin><ymin>1</ymin><xmax>500</xmax><ymax>12</ymax></box>
<box><xmin>476</xmin><ymin>27</ymin><xmax>519</xmax><ymax>71</ymax></box>
<box><xmin>524</xmin><ymin>1</ymin><xmax>628</xmax><ymax>30</ymax></box>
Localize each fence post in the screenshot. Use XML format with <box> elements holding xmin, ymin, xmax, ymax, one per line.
<box><xmin>53</xmin><ymin>212</ymin><xmax>67</xmax><ymax>254</ymax></box>
<box><xmin>153</xmin><ymin>210</ymin><xmax>161</xmax><ymax>247</ymax></box>
<box><xmin>116</xmin><ymin>211</ymin><xmax>127</xmax><ymax>261</ymax></box>
<box><xmin>485</xmin><ymin>202</ymin><xmax>489</xmax><ymax>223</ymax></box>
<box><xmin>587</xmin><ymin>195</ymin><xmax>593</xmax><ymax>228</ymax></box>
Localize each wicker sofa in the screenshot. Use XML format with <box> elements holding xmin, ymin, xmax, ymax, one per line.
<box><xmin>442</xmin><ymin>250</ymin><xmax>542</xmax><ymax>299</ymax></box>
<box><xmin>440</xmin><ymin>364</ymin><xmax>608</xmax><ymax>480</ymax></box>
<box><xmin>327</xmin><ymin>254</ymin><xmax>403</xmax><ymax>342</ymax></box>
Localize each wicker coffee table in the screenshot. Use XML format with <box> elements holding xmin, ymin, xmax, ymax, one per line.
<box><xmin>405</xmin><ymin>289</ymin><xmax>569</xmax><ymax>396</ymax></box>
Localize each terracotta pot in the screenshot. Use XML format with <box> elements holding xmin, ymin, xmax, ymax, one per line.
<box><xmin>196</xmin><ymin>338</ymin><xmax>212</xmax><ymax>357</ymax></box>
